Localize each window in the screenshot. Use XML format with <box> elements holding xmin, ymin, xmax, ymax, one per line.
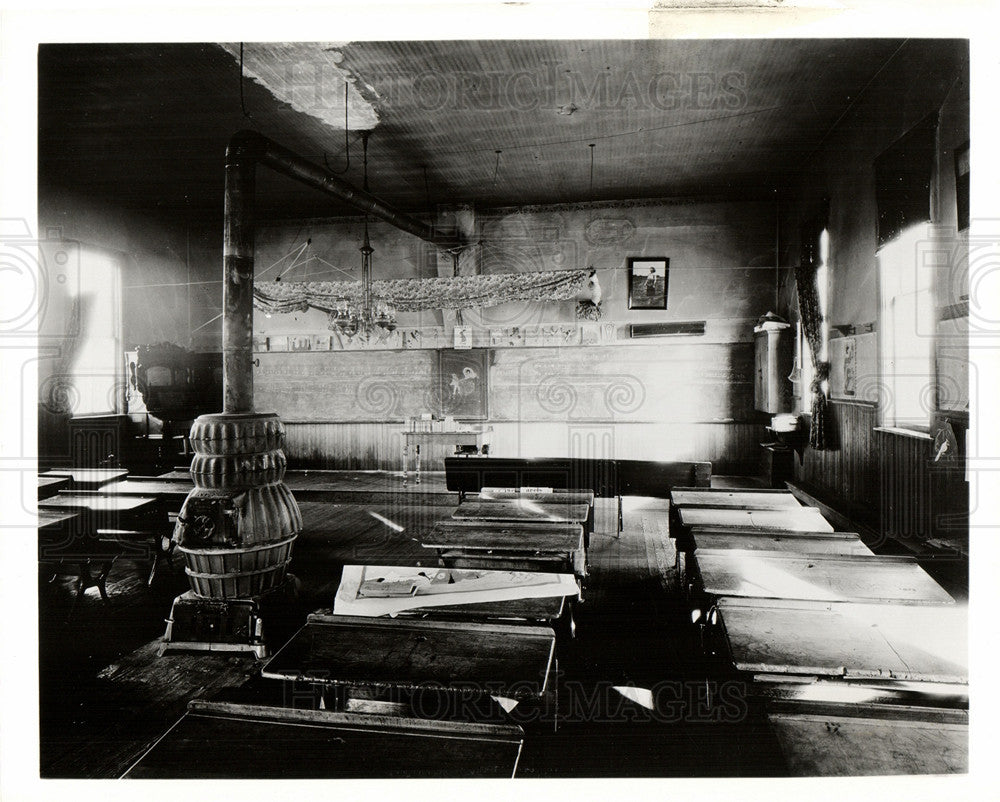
<box><xmin>38</xmin><ymin>241</ymin><xmax>124</xmax><ymax>416</ymax></box>
<box><xmin>878</xmin><ymin>222</ymin><xmax>936</xmax><ymax>428</ymax></box>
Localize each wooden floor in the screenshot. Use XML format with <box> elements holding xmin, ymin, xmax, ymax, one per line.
<box><xmin>38</xmin><ymin>481</ymin><xmax>786</xmax><ymax>778</ymax></box>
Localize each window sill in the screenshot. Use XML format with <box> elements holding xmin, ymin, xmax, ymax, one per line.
<box><xmin>872</xmin><ymin>426</ymin><xmax>932</xmax><ymax>440</ymax></box>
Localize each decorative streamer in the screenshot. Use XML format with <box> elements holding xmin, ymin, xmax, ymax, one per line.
<box><xmin>254</xmin><ymin>269</ymin><xmax>599</xmax><ymax>315</ymax></box>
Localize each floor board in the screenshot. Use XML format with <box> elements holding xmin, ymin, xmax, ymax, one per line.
<box><xmin>37</xmin><ymin>477</ymin><xmax>786</xmax><ymax>779</ymax></box>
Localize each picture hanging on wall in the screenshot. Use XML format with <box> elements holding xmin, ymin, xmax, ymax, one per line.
<box><xmin>627</xmin><ymin>257</ymin><xmax>669</xmax><ymax>310</ymax></box>
<box><xmin>436</xmin><ymin>349</ymin><xmax>489</xmax><ymax>420</ymax></box>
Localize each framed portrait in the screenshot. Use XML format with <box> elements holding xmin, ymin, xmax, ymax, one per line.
<box><xmin>436</xmin><ymin>349</ymin><xmax>489</xmax><ymax>420</ymax></box>
<box><xmin>627</xmin><ymin>257</ymin><xmax>669</xmax><ymax>309</ymax></box>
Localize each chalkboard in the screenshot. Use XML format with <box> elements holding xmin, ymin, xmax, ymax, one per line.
<box><xmin>490</xmin><ymin>342</ymin><xmax>753</xmax><ymax>423</ymax></box>
<box><xmin>255</xmin><ymin>342</ymin><xmax>753</xmax><ymax>424</ymax></box>
<box><xmin>254</xmin><ymin>351</ymin><xmax>437</xmax><ymax>422</ymax></box>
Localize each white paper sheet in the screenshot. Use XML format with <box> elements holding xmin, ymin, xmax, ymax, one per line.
<box><xmin>333</xmin><ymin>564</ymin><xmax>578</xmax><ymax>617</ymax></box>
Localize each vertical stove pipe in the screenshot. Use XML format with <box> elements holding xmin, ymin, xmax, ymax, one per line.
<box><xmin>171</xmin><ymin>133</ymin><xmax>301</xmax><ymax>603</ymax></box>
<box><xmin>223</xmin><ymin>135</ymin><xmax>258</xmax><ymax>413</ymax></box>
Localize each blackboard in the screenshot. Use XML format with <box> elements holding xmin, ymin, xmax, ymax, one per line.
<box><xmin>254</xmin><ymin>350</ymin><xmax>437</xmax><ymax>422</ymax></box>
<box><xmin>490</xmin><ymin>342</ymin><xmax>753</xmax><ymax>423</ymax></box>
<box><xmin>254</xmin><ymin>342</ymin><xmax>753</xmax><ymax>424</ymax></box>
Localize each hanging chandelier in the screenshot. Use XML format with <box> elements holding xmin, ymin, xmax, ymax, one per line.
<box><xmin>329</xmin><ymin>131</ymin><xmax>397</xmax><ymax>337</ymax></box>
<box><xmin>329</xmin><ymin>217</ymin><xmax>397</xmax><ymax>336</ymax></box>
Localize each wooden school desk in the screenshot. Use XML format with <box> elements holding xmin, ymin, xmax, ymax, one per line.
<box><xmin>710</xmin><ymin>597</ymin><xmax>967</xmax><ymax>684</ymax></box>
<box><xmin>423</xmin><ymin>519</ymin><xmax>586</xmax><ymax>580</ymax></box>
<box><xmin>39</xmin><ymin>467</ymin><xmax>128</xmax><ymax>490</ymax></box>
<box><xmin>261</xmin><ymin>613</ymin><xmax>557</xmax><ymax>710</ymax></box>
<box><xmin>123</xmin><ymin>700</ymin><xmax>525</xmax><ymax>779</ymax></box>
<box><xmin>689</xmin><ymin>551</ymin><xmax>954</xmax><ymax>606</ymax></box>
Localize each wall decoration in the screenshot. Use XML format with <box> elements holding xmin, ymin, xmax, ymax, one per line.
<box><xmin>254</xmin><ymin>269</ymin><xmax>599</xmax><ymax>316</ymax></box>
<box><xmin>524</xmin><ymin>325</ymin><xmax>544</xmax><ymax>348</ymax></box>
<box><xmin>490</xmin><ymin>327</ymin><xmax>526</xmax><ymax>348</ymax></box>
<box><xmin>581</xmin><ymin>323</ymin><xmax>600</xmax><ymax>345</ymax></box>
<box><xmin>843</xmin><ymin>337</ymin><xmax>857</xmax><ymax>396</ymax></box>
<box><xmin>453</xmin><ymin>325</ymin><xmax>473</xmax><ymax>350</ymax></box>
<box><xmin>437</xmin><ymin>349</ymin><xmax>489</xmax><ymax>420</ymax></box>
<box><xmin>252</xmin><ymin>335</ymin><xmax>269</xmax><ymax>353</ymax></box>
<box><xmin>290</xmin><ymin>336</ymin><xmax>312</xmax><ymax>352</ymax></box>
<box><xmin>601</xmin><ymin>323</ymin><xmax>618</xmax><ymax>343</ymax></box>
<box><xmin>627</xmin><ymin>257</ymin><xmax>669</xmax><ymax>310</ymax></box>
<box><xmin>310</xmin><ymin>334</ymin><xmax>332</xmax><ymax>351</ymax></box>
<box><xmin>267</xmin><ymin>336</ymin><xmax>288</xmax><ymax>352</ymax></box>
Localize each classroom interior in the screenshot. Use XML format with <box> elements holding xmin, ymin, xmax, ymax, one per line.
<box><xmin>33</xmin><ymin>39</ymin><xmax>971</xmax><ymax>779</ymax></box>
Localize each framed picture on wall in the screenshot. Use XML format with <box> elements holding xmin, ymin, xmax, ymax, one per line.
<box><xmin>627</xmin><ymin>257</ymin><xmax>669</xmax><ymax>309</ymax></box>
<box><xmin>436</xmin><ymin>349</ymin><xmax>489</xmax><ymax>420</ymax></box>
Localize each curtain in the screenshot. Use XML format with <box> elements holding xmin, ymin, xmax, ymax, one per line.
<box><xmin>796</xmin><ymin>228</ymin><xmax>830</xmax><ymax>450</ymax></box>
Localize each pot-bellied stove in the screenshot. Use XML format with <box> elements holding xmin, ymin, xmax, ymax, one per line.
<box><xmin>160</xmin><ymin>132</ymin><xmax>303</xmax><ymax>658</ymax></box>
<box><xmin>161</xmin><ymin>412</ymin><xmax>301</xmax><ymax>658</ymax></box>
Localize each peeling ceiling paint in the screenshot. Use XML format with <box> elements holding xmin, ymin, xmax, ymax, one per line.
<box><xmin>220</xmin><ymin>42</ymin><xmax>380</xmax><ymax>131</ymax></box>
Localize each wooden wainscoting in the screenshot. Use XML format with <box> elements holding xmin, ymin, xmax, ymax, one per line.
<box><xmin>281</xmin><ymin>420</ymin><xmax>760</xmax><ymax>474</ymax></box>
<box><xmin>795</xmin><ymin>400</ymin><xmax>879</xmax><ymax>521</ymax></box>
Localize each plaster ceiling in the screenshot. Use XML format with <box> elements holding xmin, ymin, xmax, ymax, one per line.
<box><xmin>38</xmin><ymin>39</ymin><xmax>962</xmax><ymax>226</ymax></box>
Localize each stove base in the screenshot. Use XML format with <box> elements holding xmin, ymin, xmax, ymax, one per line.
<box><xmin>159</xmin><ymin>576</ymin><xmax>297</xmax><ymax>660</ymax></box>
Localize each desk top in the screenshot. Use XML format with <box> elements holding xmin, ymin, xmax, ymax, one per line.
<box><xmin>690</xmin><ymin>530</ymin><xmax>872</xmax><ymax>557</ymax></box>
<box><xmin>717</xmin><ymin>597</ymin><xmax>967</xmax><ymax>683</ymax></box>
<box><xmin>124</xmin><ymin>701</ymin><xmax>524</xmax><ymax>779</ymax></box>
<box><xmin>37</xmin><ymin>509</ymin><xmax>81</xmax><ymax>530</ymax></box>
<box><xmin>426</xmin><ymin>520</ymin><xmax>584</xmax><ymax>552</ymax></box>
<box><xmin>670</xmin><ymin>489</ymin><xmax>801</xmax><ymax>510</ymax></box>
<box><xmin>100</xmin><ymin>480</ymin><xmax>192</xmax><ymax>498</ymax></box>
<box><xmin>404</xmin><ymin>429</ymin><xmax>492</xmax><ymax>443</ymax></box>
<box><xmin>39</xmin><ymin>468</ymin><xmax>128</xmax><ymax>488</ymax></box>
<box><xmin>677</xmin><ymin>506</ymin><xmax>833</xmax><ymax>533</ymax></box>
<box><xmin>767</xmin><ymin>703</ymin><xmax>967</xmax><ymax>776</ymax></box>
<box><xmin>38</xmin><ymin>475</ymin><xmax>70</xmax><ymax>499</ymax></box>
<box><xmin>38</xmin><ymin>493</ymin><xmax>158</xmax><ymax>513</ymax></box>
<box><xmin>453</xmin><ymin>499</ymin><xmax>590</xmax><ymax>525</ymax></box>
<box><xmin>262</xmin><ymin>614</ymin><xmax>556</xmax><ymax>699</ymax></box>
<box><xmin>694</xmin><ymin>551</ymin><xmax>954</xmax><ymax>605</ymax></box>
<box><xmin>479</xmin><ymin>488</ymin><xmax>595</xmax><ymax>507</ymax></box>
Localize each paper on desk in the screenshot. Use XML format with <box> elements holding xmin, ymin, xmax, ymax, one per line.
<box><xmin>334</xmin><ymin>564</ymin><xmax>578</xmax><ymax>617</ymax></box>
<box><xmin>612</xmin><ymin>686</ymin><xmax>655</xmax><ymax>710</ymax></box>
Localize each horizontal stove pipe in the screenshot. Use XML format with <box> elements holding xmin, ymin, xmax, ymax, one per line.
<box><xmin>222</xmin><ymin>129</ymin><xmax>464</xmax><ymax>414</ymax></box>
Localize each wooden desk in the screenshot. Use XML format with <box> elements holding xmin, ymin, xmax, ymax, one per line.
<box><xmin>402</xmin><ymin>428</ymin><xmax>492</xmax><ymax>485</ymax></box>
<box><xmin>123</xmin><ymin>700</ymin><xmax>525</xmax><ymax>779</ymax></box>
<box><xmin>678</xmin><ymin>529</ymin><xmax>873</xmax><ymax>589</ymax></box>
<box><xmin>476</xmin><ymin>489</ymin><xmax>595</xmax><ymax>544</ymax></box>
<box><xmin>691</xmin><ymin>551</ymin><xmax>954</xmax><ymax>605</ymax></box>
<box><xmin>454</xmin><ymin>499</ymin><xmax>590</xmax><ymax>525</ymax></box>
<box><xmin>38</xmin><ymin>509</ymin><xmax>119</xmax><ymax>612</ymax></box>
<box><xmin>39</xmin><ymin>493</ymin><xmax>167</xmax><ymax>584</ymax></box>
<box><xmin>676</xmin><ymin>506</ymin><xmax>833</xmax><ymax>533</ymax></box>
<box><xmin>262</xmin><ymin>613</ymin><xmax>556</xmax><ymax>704</ymax></box>
<box><xmin>39</xmin><ymin>468</ymin><xmax>128</xmax><ymax>490</ymax></box>
<box><xmin>670</xmin><ymin>488</ymin><xmax>801</xmax><ymax>510</ymax></box>
<box><xmin>99</xmin><ymin>479</ymin><xmax>192</xmax><ymax>499</ymax></box>
<box><xmin>425</xmin><ymin>519</ymin><xmax>586</xmax><ymax>579</ymax></box>
<box><xmin>767</xmin><ymin>701</ymin><xmax>967</xmax><ymax>776</ymax></box>
<box><xmin>38</xmin><ymin>475</ymin><xmax>70</xmax><ymax>499</ymax></box>
<box><xmin>713</xmin><ymin>597</ymin><xmax>968</xmax><ymax>683</ymax></box>
<box><xmin>688</xmin><ymin>528</ymin><xmax>870</xmax><ymax>555</ymax></box>
<box><xmin>39</xmin><ymin>492</ymin><xmax>159</xmax><ymax>517</ymax></box>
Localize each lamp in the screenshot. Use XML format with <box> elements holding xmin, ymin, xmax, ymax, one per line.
<box><xmin>329</xmin><ymin>134</ymin><xmax>397</xmax><ymax>337</ymax></box>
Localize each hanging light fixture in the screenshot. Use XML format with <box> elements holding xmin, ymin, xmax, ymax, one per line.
<box><xmin>329</xmin><ymin>132</ymin><xmax>397</xmax><ymax>337</ymax></box>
